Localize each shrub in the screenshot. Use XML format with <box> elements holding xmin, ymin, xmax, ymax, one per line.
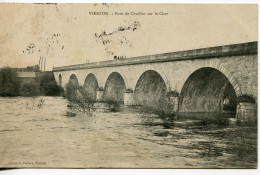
<box><xmin>64</xmin><ymin>81</ymin><xmax>78</xmax><ymax>102</ymax></box>
<box><xmin>73</xmin><ymin>86</ymin><xmax>95</xmax><ymax>113</ymax></box>
<box><xmin>38</xmin><ymin>72</ymin><xmax>63</xmax><ymax>96</ymax></box>
<box><xmin>144</xmin><ymin>96</ymin><xmax>175</xmax><ymax>117</ymax></box>
<box><xmin>0</xmin><ymin>67</ymin><xmax>20</xmax><ymax>96</ymax></box>
<box><xmin>198</xmin><ymin>117</ymin><xmax>230</xmax><ymax>127</ymax></box>
<box><xmin>125</xmin><ymin>88</ymin><xmax>133</xmax><ymax>93</ymax></box>
<box><xmin>64</xmin><ymin>82</ymin><xmax>95</xmax><ymax>114</ymax></box>
<box><xmin>41</xmin><ymin>81</ymin><xmax>63</xmax><ymax>96</ymax></box>
<box><xmin>140</xmin><ymin>96</ymin><xmax>175</xmax><ymax>128</ymax></box>
<box><xmin>97</xmin><ymin>87</ymin><xmax>104</xmax><ymax>91</ymax></box>
<box><xmin>106</xmin><ymin>99</ymin><xmax>120</xmax><ymax>112</ymax></box>
<box><xmin>19</xmin><ymin>80</ymin><xmax>40</xmax><ymax>97</ymax></box>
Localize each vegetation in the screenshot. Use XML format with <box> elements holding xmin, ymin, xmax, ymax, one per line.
<box><xmin>19</xmin><ymin>80</ymin><xmax>41</xmax><ymax>97</ymax></box>
<box><xmin>0</xmin><ymin>67</ymin><xmax>20</xmax><ymax>96</ymax></box>
<box><xmin>0</xmin><ymin>68</ymin><xmax>63</xmax><ymax>97</ymax></box>
<box><xmin>73</xmin><ymin>86</ymin><xmax>95</xmax><ymax>113</ymax></box>
<box><xmin>140</xmin><ymin>96</ymin><xmax>175</xmax><ymax>128</ymax></box>
<box><xmin>65</xmin><ymin>82</ymin><xmax>121</xmax><ymax>113</ymax></box>
<box><xmin>106</xmin><ymin>99</ymin><xmax>120</xmax><ymax>112</ymax></box>
<box><xmin>64</xmin><ymin>81</ymin><xmax>78</xmax><ymax>102</ymax></box>
<box><xmin>64</xmin><ymin>81</ymin><xmax>95</xmax><ymax>114</ymax></box>
<box><xmin>193</xmin><ymin>117</ymin><xmax>230</xmax><ymax>127</ymax></box>
<box><xmin>96</xmin><ymin>87</ymin><xmax>104</xmax><ymax>91</ymax></box>
<box><xmin>37</xmin><ymin>72</ymin><xmax>63</xmax><ymax>96</ymax></box>
<box><xmin>125</xmin><ymin>88</ymin><xmax>133</xmax><ymax>93</ymax></box>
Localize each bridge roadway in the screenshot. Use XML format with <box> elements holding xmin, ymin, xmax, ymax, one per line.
<box><xmin>53</xmin><ymin>42</ymin><xmax>257</xmax><ymax>122</ymax></box>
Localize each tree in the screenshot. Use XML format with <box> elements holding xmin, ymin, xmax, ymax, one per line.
<box><xmin>37</xmin><ymin>72</ymin><xmax>63</xmax><ymax>96</ymax></box>
<box><xmin>65</xmin><ymin>82</ymin><xmax>95</xmax><ymax>114</ymax></box>
<box><xmin>19</xmin><ymin>80</ymin><xmax>41</xmax><ymax>97</ymax></box>
<box><xmin>73</xmin><ymin>86</ymin><xmax>95</xmax><ymax>113</ymax></box>
<box><xmin>0</xmin><ymin>67</ymin><xmax>20</xmax><ymax>96</ymax></box>
<box><xmin>64</xmin><ymin>81</ymin><xmax>79</xmax><ymax>102</ymax></box>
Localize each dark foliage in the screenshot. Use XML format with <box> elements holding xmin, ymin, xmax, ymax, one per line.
<box><xmin>96</xmin><ymin>87</ymin><xmax>104</xmax><ymax>91</ymax></box>
<box><xmin>140</xmin><ymin>97</ymin><xmax>175</xmax><ymax>128</ymax></box>
<box><xmin>125</xmin><ymin>88</ymin><xmax>133</xmax><ymax>93</ymax></box>
<box><xmin>0</xmin><ymin>67</ymin><xmax>20</xmax><ymax>96</ymax></box>
<box><xmin>106</xmin><ymin>99</ymin><xmax>120</xmax><ymax>112</ymax></box>
<box><xmin>64</xmin><ymin>81</ymin><xmax>78</xmax><ymax>102</ymax></box>
<box><xmin>197</xmin><ymin>117</ymin><xmax>230</xmax><ymax>127</ymax></box>
<box><xmin>65</xmin><ymin>82</ymin><xmax>95</xmax><ymax>114</ymax></box>
<box><xmin>19</xmin><ymin>80</ymin><xmax>40</xmax><ymax>97</ymax></box>
<box><xmin>38</xmin><ymin>72</ymin><xmax>63</xmax><ymax>96</ymax></box>
<box><xmin>0</xmin><ymin>69</ymin><xmax>63</xmax><ymax>97</ymax></box>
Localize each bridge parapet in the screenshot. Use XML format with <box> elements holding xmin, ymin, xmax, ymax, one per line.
<box><xmin>53</xmin><ymin>41</ymin><xmax>257</xmax><ymax>72</ymax></box>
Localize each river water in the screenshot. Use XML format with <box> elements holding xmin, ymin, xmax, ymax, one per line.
<box><xmin>0</xmin><ymin>97</ymin><xmax>257</xmax><ymax>168</ymax></box>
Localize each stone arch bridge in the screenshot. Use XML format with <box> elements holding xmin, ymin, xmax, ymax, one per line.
<box><xmin>53</xmin><ymin>42</ymin><xmax>257</xmax><ymax>122</ymax></box>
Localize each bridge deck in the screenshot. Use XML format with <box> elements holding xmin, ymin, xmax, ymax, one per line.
<box><xmin>53</xmin><ymin>41</ymin><xmax>257</xmax><ymax>72</ymax></box>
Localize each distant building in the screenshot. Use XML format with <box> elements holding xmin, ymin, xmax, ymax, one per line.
<box><xmin>17</xmin><ymin>71</ymin><xmax>36</xmax><ymax>82</ymax></box>
<box><xmin>13</xmin><ymin>65</ymin><xmax>40</xmax><ymax>72</ymax></box>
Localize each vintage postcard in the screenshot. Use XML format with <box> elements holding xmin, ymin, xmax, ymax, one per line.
<box><xmin>0</xmin><ymin>3</ymin><xmax>258</xmax><ymax>169</ymax></box>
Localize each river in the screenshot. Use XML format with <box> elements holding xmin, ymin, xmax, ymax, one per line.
<box><xmin>0</xmin><ymin>96</ymin><xmax>257</xmax><ymax>168</ymax></box>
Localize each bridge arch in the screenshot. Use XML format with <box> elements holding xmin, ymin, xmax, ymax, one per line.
<box><xmin>134</xmin><ymin>70</ymin><xmax>167</xmax><ymax>107</ymax></box>
<box><xmin>65</xmin><ymin>74</ymin><xmax>80</xmax><ymax>101</ymax></box>
<box><xmin>84</xmin><ymin>73</ymin><xmax>99</xmax><ymax>100</ymax></box>
<box><xmin>104</xmin><ymin>72</ymin><xmax>126</xmax><ymax>102</ymax></box>
<box><xmin>131</xmin><ymin>68</ymin><xmax>170</xmax><ymax>92</ymax></box>
<box><xmin>178</xmin><ymin>61</ymin><xmax>242</xmax><ymax>97</ymax></box>
<box><xmin>179</xmin><ymin>67</ymin><xmax>238</xmax><ymax>115</ymax></box>
<box><xmin>68</xmin><ymin>74</ymin><xmax>79</xmax><ymax>86</ymax></box>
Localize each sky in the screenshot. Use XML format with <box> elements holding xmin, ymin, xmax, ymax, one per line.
<box><xmin>0</xmin><ymin>3</ymin><xmax>258</xmax><ymax>70</ymax></box>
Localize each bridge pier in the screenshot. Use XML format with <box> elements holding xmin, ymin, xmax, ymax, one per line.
<box><xmin>168</xmin><ymin>91</ymin><xmax>180</xmax><ymax>113</ymax></box>
<box><xmin>169</xmin><ymin>96</ymin><xmax>179</xmax><ymax>112</ymax></box>
<box><xmin>236</xmin><ymin>102</ymin><xmax>257</xmax><ymax>123</ymax></box>
<box><xmin>96</xmin><ymin>89</ymin><xmax>104</xmax><ymax>101</ymax></box>
<box><xmin>124</xmin><ymin>92</ymin><xmax>134</xmax><ymax>105</ymax></box>
<box><xmin>236</xmin><ymin>95</ymin><xmax>257</xmax><ymax>124</ymax></box>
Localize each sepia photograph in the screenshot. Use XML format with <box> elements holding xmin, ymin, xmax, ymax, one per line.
<box><xmin>0</xmin><ymin>1</ymin><xmax>258</xmax><ymax>170</ymax></box>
